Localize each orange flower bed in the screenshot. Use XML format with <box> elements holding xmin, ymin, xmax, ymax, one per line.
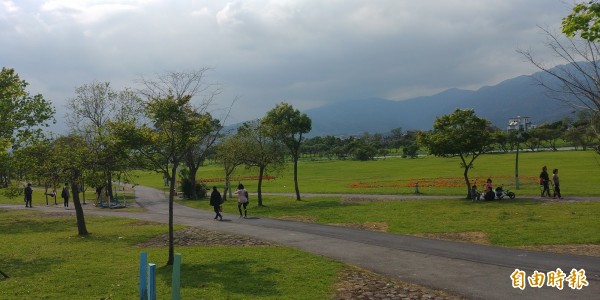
<box><xmin>349</xmin><ymin>175</ymin><xmax>538</xmax><ymax>189</ymax></box>
<box><xmin>198</xmin><ymin>175</ymin><xmax>275</xmax><ymax>183</ymax></box>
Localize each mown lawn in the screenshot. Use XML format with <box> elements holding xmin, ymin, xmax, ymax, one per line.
<box><xmin>175</xmin><ymin>150</ymin><xmax>600</xmax><ymax>196</ymax></box>
<box><xmin>0</xmin><ymin>209</ymin><xmax>344</xmax><ymax>299</ymax></box>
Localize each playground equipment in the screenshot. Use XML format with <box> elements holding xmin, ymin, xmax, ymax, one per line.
<box><xmin>96</xmin><ymin>185</ymin><xmax>127</xmax><ymax>209</ymax></box>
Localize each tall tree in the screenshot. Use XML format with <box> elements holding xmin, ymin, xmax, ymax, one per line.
<box><xmin>262</xmin><ymin>102</ymin><xmax>311</xmax><ymax>201</ymax></box>
<box><xmin>214</xmin><ymin>133</ymin><xmax>245</xmax><ymax>201</ymax></box>
<box><xmin>112</xmin><ymin>94</ymin><xmax>210</xmax><ymax>265</ymax></box>
<box><xmin>53</xmin><ymin>135</ymin><xmax>91</xmax><ymax>235</ymax></box>
<box><xmin>66</xmin><ymin>80</ymin><xmax>143</xmax><ymax>201</ymax></box>
<box><xmin>138</xmin><ymin>69</ymin><xmax>226</xmax><ymax>199</ymax></box>
<box><xmin>237</xmin><ymin>120</ymin><xmax>285</xmax><ymax>206</ymax></box>
<box><xmin>418</xmin><ymin>109</ymin><xmax>492</xmax><ymax>197</ymax></box>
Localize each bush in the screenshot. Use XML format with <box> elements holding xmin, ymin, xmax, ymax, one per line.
<box><xmin>180</xmin><ymin>180</ymin><xmax>208</xmax><ymax>199</ymax></box>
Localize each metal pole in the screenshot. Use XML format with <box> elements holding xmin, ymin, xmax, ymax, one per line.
<box><xmin>515</xmin><ymin>137</ymin><xmax>520</xmax><ymax>190</ymax></box>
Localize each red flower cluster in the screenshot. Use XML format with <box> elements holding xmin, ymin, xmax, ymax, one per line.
<box><xmin>199</xmin><ymin>175</ymin><xmax>275</xmax><ymax>183</ymax></box>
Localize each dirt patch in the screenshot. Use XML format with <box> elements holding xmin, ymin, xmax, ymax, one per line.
<box><xmin>341</xmin><ymin>197</ymin><xmax>390</xmax><ymax>203</ymax></box>
<box><xmin>329</xmin><ymin>222</ymin><xmax>389</xmax><ymax>232</ymax></box>
<box><xmin>416</xmin><ymin>231</ymin><xmax>491</xmax><ymax>245</ymax></box>
<box><xmin>517</xmin><ymin>244</ymin><xmax>600</xmax><ymax>257</ymax></box>
<box><xmin>274</xmin><ymin>215</ymin><xmax>318</xmax><ymax>223</ymax></box>
<box><xmin>135</xmin><ymin>226</ymin><xmax>274</xmax><ymax>248</ymax></box>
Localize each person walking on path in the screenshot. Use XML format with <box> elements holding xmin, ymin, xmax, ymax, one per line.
<box><xmin>209</xmin><ymin>186</ymin><xmax>223</xmax><ymax>221</ymax></box>
<box><xmin>552</xmin><ymin>168</ymin><xmax>562</xmax><ymax>199</ymax></box>
<box><xmin>24</xmin><ymin>183</ymin><xmax>33</xmax><ymax>208</ymax></box>
<box><xmin>539</xmin><ymin>166</ymin><xmax>551</xmax><ymax>197</ymax></box>
<box><xmin>234</xmin><ymin>183</ymin><xmax>249</xmax><ymax>218</ymax></box>
<box><xmin>61</xmin><ymin>183</ymin><xmax>70</xmax><ymax>209</ymax></box>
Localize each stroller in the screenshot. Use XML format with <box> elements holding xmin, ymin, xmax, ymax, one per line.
<box><xmin>495</xmin><ymin>185</ymin><xmax>516</xmax><ymax>199</ymax></box>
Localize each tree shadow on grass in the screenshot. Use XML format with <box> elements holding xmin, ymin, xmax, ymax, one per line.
<box><xmin>1</xmin><ymin>257</ymin><xmax>65</xmax><ymax>279</ymax></box>
<box><xmin>158</xmin><ymin>259</ymin><xmax>281</xmax><ymax>298</ymax></box>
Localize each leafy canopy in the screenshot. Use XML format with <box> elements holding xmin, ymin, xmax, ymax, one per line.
<box><xmin>422</xmin><ymin>108</ymin><xmax>491</xmax><ymax>158</ymax></box>
<box><xmin>562</xmin><ymin>1</ymin><xmax>600</xmax><ymax>41</ymax></box>
<box><xmin>0</xmin><ymin>67</ymin><xmax>55</xmax><ymax>147</ymax></box>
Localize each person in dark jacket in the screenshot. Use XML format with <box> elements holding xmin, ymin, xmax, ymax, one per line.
<box><xmin>483</xmin><ymin>186</ymin><xmax>496</xmax><ymax>200</ymax></box>
<box><xmin>539</xmin><ymin>166</ymin><xmax>551</xmax><ymax>197</ymax></box>
<box><xmin>61</xmin><ymin>183</ymin><xmax>70</xmax><ymax>209</ymax></box>
<box><xmin>24</xmin><ymin>183</ymin><xmax>33</xmax><ymax>207</ymax></box>
<box><xmin>209</xmin><ymin>186</ymin><xmax>223</xmax><ymax>221</ymax></box>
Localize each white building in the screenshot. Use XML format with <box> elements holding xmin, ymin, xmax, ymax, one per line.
<box><xmin>507</xmin><ymin>116</ymin><xmax>534</xmax><ymax>132</ymax></box>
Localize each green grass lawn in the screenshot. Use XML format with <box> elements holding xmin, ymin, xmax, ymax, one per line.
<box><xmin>0</xmin><ymin>209</ymin><xmax>343</xmax><ymax>299</ymax></box>
<box><xmin>186</xmin><ymin>150</ymin><xmax>600</xmax><ymax>196</ymax></box>
<box><xmin>208</xmin><ymin>196</ymin><xmax>599</xmax><ymax>247</ymax></box>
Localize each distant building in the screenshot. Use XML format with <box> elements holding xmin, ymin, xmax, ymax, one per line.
<box><xmin>507</xmin><ymin>116</ymin><xmax>534</xmax><ymax>132</ymax></box>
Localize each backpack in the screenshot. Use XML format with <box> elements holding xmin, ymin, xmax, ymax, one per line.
<box><xmin>61</xmin><ymin>187</ymin><xmax>69</xmax><ymax>198</ymax></box>
<box><xmin>244</xmin><ymin>190</ymin><xmax>249</xmax><ymax>203</ymax></box>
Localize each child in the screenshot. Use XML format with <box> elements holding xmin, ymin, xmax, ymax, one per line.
<box><xmin>470</xmin><ymin>185</ymin><xmax>480</xmax><ymax>200</ymax></box>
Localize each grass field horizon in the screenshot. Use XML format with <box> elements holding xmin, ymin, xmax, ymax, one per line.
<box><xmin>131</xmin><ymin>149</ymin><xmax>600</xmax><ymax>197</ymax></box>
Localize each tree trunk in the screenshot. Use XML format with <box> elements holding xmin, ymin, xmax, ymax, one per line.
<box><xmin>258</xmin><ymin>165</ymin><xmax>264</xmax><ymax>206</ymax></box>
<box><xmin>293</xmin><ymin>158</ymin><xmax>301</xmax><ymax>201</ymax></box>
<box><xmin>223</xmin><ymin>176</ymin><xmax>230</xmax><ymax>202</ymax></box>
<box><xmin>167</xmin><ymin>166</ymin><xmax>177</xmax><ymax>266</ymax></box>
<box><xmin>188</xmin><ymin>164</ymin><xmax>199</xmax><ymax>199</ymax></box>
<box><xmin>71</xmin><ymin>182</ymin><xmax>88</xmax><ymax>236</ymax></box>
<box><xmin>106</xmin><ymin>172</ymin><xmax>114</xmax><ymax>202</ymax></box>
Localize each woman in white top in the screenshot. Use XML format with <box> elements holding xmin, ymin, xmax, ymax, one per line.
<box><xmin>234</xmin><ymin>183</ymin><xmax>249</xmax><ymax>218</ymax></box>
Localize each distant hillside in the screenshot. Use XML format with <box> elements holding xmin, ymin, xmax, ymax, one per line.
<box><xmin>304</xmin><ymin>70</ymin><xmax>576</xmax><ymax>137</ymax></box>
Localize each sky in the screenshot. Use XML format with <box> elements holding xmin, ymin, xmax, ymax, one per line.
<box><xmin>1</xmin><ymin>0</ymin><xmax>576</xmax><ymax>131</ymax></box>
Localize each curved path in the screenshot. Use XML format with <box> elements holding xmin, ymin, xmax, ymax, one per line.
<box><xmin>2</xmin><ymin>188</ymin><xmax>599</xmax><ymax>299</ymax></box>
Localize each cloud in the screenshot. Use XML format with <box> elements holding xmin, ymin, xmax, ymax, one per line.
<box><xmin>0</xmin><ymin>0</ymin><xmax>574</xmax><ymax>129</ymax></box>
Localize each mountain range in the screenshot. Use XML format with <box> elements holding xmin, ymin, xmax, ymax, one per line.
<box><xmin>303</xmin><ymin>69</ymin><xmax>576</xmax><ymax>137</ymax></box>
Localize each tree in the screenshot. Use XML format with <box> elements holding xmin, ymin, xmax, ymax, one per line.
<box><xmin>67</xmin><ymin>80</ymin><xmax>143</xmax><ymax>202</ymax></box>
<box><xmin>519</xmin><ymin>2</ymin><xmax>600</xmax><ymax>149</ymax></box>
<box><xmin>237</xmin><ymin>121</ymin><xmax>285</xmax><ymax>206</ymax></box>
<box><xmin>138</xmin><ymin>69</ymin><xmax>226</xmax><ymax>199</ymax></box>
<box><xmin>53</xmin><ymin>135</ymin><xmax>91</xmax><ymax>236</ymax></box>
<box><xmin>12</xmin><ymin>139</ymin><xmax>61</xmax><ymax>205</ymax></box>
<box><xmin>0</xmin><ymin>67</ymin><xmax>55</xmax><ymax>147</ymax></box>
<box><xmin>182</xmin><ymin>115</ymin><xmax>222</xmax><ymax>199</ymax></box>
<box><xmin>418</xmin><ymin>109</ymin><xmax>492</xmax><ymax>197</ymax></box>
<box><xmin>262</xmin><ymin>102</ymin><xmax>312</xmax><ymax>201</ymax></box>
<box><xmin>112</xmin><ymin>94</ymin><xmax>210</xmax><ymax>265</ymax></box>
<box><xmin>562</xmin><ymin>1</ymin><xmax>600</xmax><ymax>42</ymax></box>
<box><xmin>214</xmin><ymin>134</ymin><xmax>245</xmax><ymax>201</ymax></box>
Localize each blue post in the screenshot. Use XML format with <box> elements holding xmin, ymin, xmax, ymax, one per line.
<box><xmin>172</xmin><ymin>253</ymin><xmax>181</xmax><ymax>300</ymax></box>
<box><xmin>139</xmin><ymin>252</ymin><xmax>148</xmax><ymax>300</ymax></box>
<box><xmin>148</xmin><ymin>263</ymin><xmax>156</xmax><ymax>300</ymax></box>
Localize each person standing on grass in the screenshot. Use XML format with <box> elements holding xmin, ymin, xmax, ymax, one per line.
<box><xmin>552</xmin><ymin>168</ymin><xmax>562</xmax><ymax>199</ymax></box>
<box><xmin>61</xmin><ymin>183</ymin><xmax>70</xmax><ymax>209</ymax></box>
<box><xmin>234</xmin><ymin>183</ymin><xmax>249</xmax><ymax>218</ymax></box>
<box><xmin>540</xmin><ymin>166</ymin><xmax>551</xmax><ymax>197</ymax></box>
<box><xmin>24</xmin><ymin>183</ymin><xmax>33</xmax><ymax>208</ymax></box>
<box><xmin>210</xmin><ymin>186</ymin><xmax>223</xmax><ymax>221</ymax></box>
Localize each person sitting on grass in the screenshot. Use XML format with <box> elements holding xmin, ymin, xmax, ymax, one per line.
<box><xmin>483</xmin><ymin>186</ymin><xmax>495</xmax><ymax>200</ymax></box>
<box><xmin>470</xmin><ymin>185</ymin><xmax>480</xmax><ymax>200</ymax></box>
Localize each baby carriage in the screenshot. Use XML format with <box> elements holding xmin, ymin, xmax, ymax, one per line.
<box><xmin>495</xmin><ymin>185</ymin><xmax>516</xmax><ymax>199</ymax></box>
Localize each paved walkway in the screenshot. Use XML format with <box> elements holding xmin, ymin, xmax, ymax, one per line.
<box><xmin>2</xmin><ymin>188</ymin><xmax>599</xmax><ymax>299</ymax></box>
